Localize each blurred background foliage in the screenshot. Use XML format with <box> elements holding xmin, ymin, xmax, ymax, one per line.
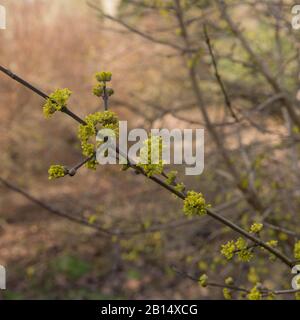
<box><xmin>1</xmin><ymin>0</ymin><xmax>300</xmax><ymax>299</ymax></box>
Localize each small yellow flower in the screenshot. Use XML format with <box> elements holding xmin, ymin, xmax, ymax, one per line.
<box><xmin>48</xmin><ymin>165</ymin><xmax>67</xmax><ymax>180</ymax></box>
<box><xmin>225</xmin><ymin>277</ymin><xmax>234</xmax><ymax>285</ymax></box>
<box><xmin>43</xmin><ymin>88</ymin><xmax>72</xmax><ymax>118</ymax></box>
<box><xmin>221</xmin><ymin>240</ymin><xmax>236</xmax><ymax>260</ymax></box>
<box><xmin>247</xmin><ymin>286</ymin><xmax>262</xmax><ymax>300</ymax></box>
<box><xmin>294</xmin><ymin>240</ymin><xmax>300</xmax><ymax>260</ymax></box>
<box><xmin>199</xmin><ymin>274</ymin><xmax>208</xmax><ymax>287</ymax></box>
<box><xmin>223</xmin><ymin>288</ymin><xmax>232</xmax><ymax>300</ymax></box>
<box><xmin>183</xmin><ymin>191</ymin><xmax>208</xmax><ymax>216</ymax></box>
<box><xmin>250</xmin><ymin>223</ymin><xmax>263</xmax><ymax>233</ymax></box>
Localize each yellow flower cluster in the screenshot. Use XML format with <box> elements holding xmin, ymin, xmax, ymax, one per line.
<box><xmin>247</xmin><ymin>286</ymin><xmax>262</xmax><ymax>300</ymax></box>
<box><xmin>221</xmin><ymin>240</ymin><xmax>236</xmax><ymax>260</ymax></box>
<box><xmin>221</xmin><ymin>237</ymin><xmax>253</xmax><ymax>262</ymax></box>
<box><xmin>294</xmin><ymin>240</ymin><xmax>300</xmax><ymax>260</ymax></box>
<box><xmin>183</xmin><ymin>191</ymin><xmax>209</xmax><ymax>216</ymax></box>
<box><xmin>223</xmin><ymin>288</ymin><xmax>232</xmax><ymax>300</ymax></box>
<box><xmin>249</xmin><ymin>222</ymin><xmax>263</xmax><ymax>233</ymax></box>
<box><xmin>43</xmin><ymin>88</ymin><xmax>72</xmax><ymax>118</ymax></box>
<box><xmin>48</xmin><ymin>165</ymin><xmax>67</xmax><ymax>180</ymax></box>
<box><xmin>137</xmin><ymin>135</ymin><xmax>164</xmax><ymax>177</ymax></box>
<box><xmin>199</xmin><ymin>274</ymin><xmax>208</xmax><ymax>287</ymax></box>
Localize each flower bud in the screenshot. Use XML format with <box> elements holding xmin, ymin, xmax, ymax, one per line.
<box><xmin>95</xmin><ymin>71</ymin><xmax>112</xmax><ymax>82</ymax></box>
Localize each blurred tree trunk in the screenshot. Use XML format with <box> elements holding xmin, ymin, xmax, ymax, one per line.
<box><xmin>101</xmin><ymin>0</ymin><xmax>121</xmax><ymax>17</ymax></box>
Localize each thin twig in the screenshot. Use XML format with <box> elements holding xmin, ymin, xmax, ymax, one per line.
<box><xmin>172</xmin><ymin>265</ymin><xmax>300</xmax><ymax>297</ymax></box>
<box><xmin>172</xmin><ymin>266</ymin><xmax>250</xmax><ymax>293</ymax></box>
<box><xmin>203</xmin><ymin>24</ymin><xmax>239</xmax><ymax>121</ymax></box>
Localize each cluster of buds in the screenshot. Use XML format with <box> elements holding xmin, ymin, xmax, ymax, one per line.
<box><xmin>48</xmin><ymin>165</ymin><xmax>68</xmax><ymax>180</ymax></box>
<box><xmin>43</xmin><ymin>88</ymin><xmax>72</xmax><ymax>118</ymax></box>
<box><xmin>93</xmin><ymin>83</ymin><xmax>114</xmax><ymax>97</ymax></box>
<box><xmin>93</xmin><ymin>71</ymin><xmax>114</xmax><ymax>107</ymax></box>
<box><xmin>183</xmin><ymin>190</ymin><xmax>209</xmax><ymax>216</ymax></box>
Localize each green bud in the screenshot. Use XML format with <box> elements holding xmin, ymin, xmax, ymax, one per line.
<box><xmin>294</xmin><ymin>240</ymin><xmax>300</xmax><ymax>260</ymax></box>
<box><xmin>199</xmin><ymin>274</ymin><xmax>208</xmax><ymax>287</ymax></box>
<box><xmin>93</xmin><ymin>84</ymin><xmax>114</xmax><ymax>97</ymax></box>
<box><xmin>166</xmin><ymin>170</ymin><xmax>178</xmax><ymax>185</ymax></box>
<box><xmin>106</xmin><ymin>88</ymin><xmax>114</xmax><ymax>96</ymax></box>
<box><xmin>174</xmin><ymin>182</ymin><xmax>185</xmax><ymax>193</ymax></box>
<box><xmin>225</xmin><ymin>277</ymin><xmax>234</xmax><ymax>285</ymax></box>
<box><xmin>249</xmin><ymin>223</ymin><xmax>263</xmax><ymax>233</ymax></box>
<box><xmin>93</xmin><ymin>84</ymin><xmax>104</xmax><ymax>97</ymax></box>
<box><xmin>95</xmin><ymin>71</ymin><xmax>112</xmax><ymax>82</ymax></box>
<box><xmin>223</xmin><ymin>288</ymin><xmax>232</xmax><ymax>300</ymax></box>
